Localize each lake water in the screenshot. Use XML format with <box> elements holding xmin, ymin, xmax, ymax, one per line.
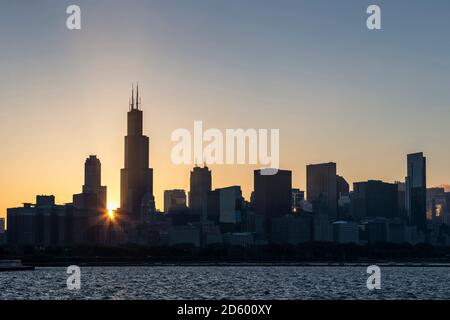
<box><xmin>0</xmin><ymin>266</ymin><xmax>449</xmax><ymax>299</ymax></box>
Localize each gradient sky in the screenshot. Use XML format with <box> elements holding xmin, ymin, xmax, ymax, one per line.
<box><xmin>1</xmin><ymin>0</ymin><xmax>450</xmax><ymax>218</ymax></box>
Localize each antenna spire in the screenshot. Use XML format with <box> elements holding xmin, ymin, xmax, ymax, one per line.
<box><xmin>136</xmin><ymin>83</ymin><xmax>140</xmax><ymax>109</ymax></box>
<box><xmin>131</xmin><ymin>83</ymin><xmax>135</xmax><ymax>109</ymax></box>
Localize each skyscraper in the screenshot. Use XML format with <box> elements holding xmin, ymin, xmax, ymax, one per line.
<box><xmin>120</xmin><ymin>85</ymin><xmax>155</xmax><ymax>221</ymax></box>
<box><xmin>336</xmin><ymin>175</ymin><xmax>349</xmax><ymax>196</ymax></box>
<box><xmin>164</xmin><ymin>189</ymin><xmax>187</xmax><ymax>213</ymax></box>
<box><xmin>406</xmin><ymin>152</ymin><xmax>427</xmax><ymax>232</ymax></box>
<box><xmin>306</xmin><ymin>162</ymin><xmax>337</xmax><ymax>218</ymax></box>
<box><xmin>352</xmin><ymin>180</ymin><xmax>398</xmax><ymax>220</ymax></box>
<box><xmin>292</xmin><ymin>188</ymin><xmax>305</xmax><ymax>213</ymax></box>
<box><xmin>189</xmin><ymin>165</ymin><xmax>212</xmax><ymax>217</ymax></box>
<box><xmin>254</xmin><ymin>169</ymin><xmax>292</xmax><ymax>239</ymax></box>
<box><xmin>73</xmin><ymin>156</ymin><xmax>106</xmax><ymax>212</ymax></box>
<box><xmin>73</xmin><ymin>155</ymin><xmax>107</xmax><ymax>210</ymax></box>
<box><xmin>0</xmin><ymin>217</ymin><xmax>5</xmax><ymax>234</ymax></box>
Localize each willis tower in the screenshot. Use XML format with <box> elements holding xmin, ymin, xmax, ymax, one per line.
<box><xmin>120</xmin><ymin>85</ymin><xmax>155</xmax><ymax>221</ymax></box>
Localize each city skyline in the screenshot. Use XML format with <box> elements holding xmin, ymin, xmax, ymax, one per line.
<box><xmin>1</xmin><ymin>83</ymin><xmax>449</xmax><ymax>218</ymax></box>
<box><xmin>3</xmin><ymin>0</ymin><xmax>450</xmax><ymax>218</ymax></box>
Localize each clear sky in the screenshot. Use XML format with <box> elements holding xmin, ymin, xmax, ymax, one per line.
<box><xmin>1</xmin><ymin>0</ymin><xmax>450</xmax><ymax>218</ymax></box>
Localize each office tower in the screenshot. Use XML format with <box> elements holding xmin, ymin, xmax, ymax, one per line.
<box><xmin>271</xmin><ymin>214</ymin><xmax>312</xmax><ymax>245</ymax></box>
<box><xmin>6</xmin><ymin>195</ymin><xmax>89</xmax><ymax>246</ymax></box>
<box><xmin>352</xmin><ymin>180</ymin><xmax>398</xmax><ymax>221</ymax></box>
<box><xmin>120</xmin><ymin>85</ymin><xmax>155</xmax><ymax>220</ymax></box>
<box><xmin>0</xmin><ymin>217</ymin><xmax>5</xmax><ymax>234</ymax></box>
<box><xmin>336</xmin><ymin>175</ymin><xmax>349</xmax><ymax>195</ymax></box>
<box><xmin>206</xmin><ymin>186</ymin><xmax>244</xmax><ymax>232</ymax></box>
<box><xmin>189</xmin><ymin>165</ymin><xmax>212</xmax><ymax>217</ymax></box>
<box><xmin>254</xmin><ymin>169</ymin><xmax>292</xmax><ymax>238</ymax></box>
<box><xmin>444</xmin><ymin>192</ymin><xmax>450</xmax><ymax>225</ymax></box>
<box><xmin>218</xmin><ymin>186</ymin><xmax>243</xmax><ymax>224</ymax></box>
<box><xmin>73</xmin><ymin>155</ymin><xmax>107</xmax><ymax>210</ymax></box>
<box><xmin>426</xmin><ymin>188</ymin><xmax>445</xmax><ymax>223</ymax></box>
<box><xmin>164</xmin><ymin>189</ymin><xmax>187</xmax><ymax>213</ymax></box>
<box><xmin>83</xmin><ymin>156</ymin><xmax>107</xmax><ymax>209</ymax></box>
<box><xmin>206</xmin><ymin>190</ymin><xmax>220</xmax><ymax>223</ymax></box>
<box><xmin>292</xmin><ymin>188</ymin><xmax>305</xmax><ymax>213</ymax></box>
<box><xmin>313</xmin><ymin>214</ymin><xmax>333</xmax><ymax>242</ymax></box>
<box><xmin>395</xmin><ymin>181</ymin><xmax>407</xmax><ymax>219</ymax></box>
<box><xmin>405</xmin><ymin>152</ymin><xmax>426</xmax><ymax>232</ymax></box>
<box><xmin>306</xmin><ymin>162</ymin><xmax>337</xmax><ymax>218</ymax></box>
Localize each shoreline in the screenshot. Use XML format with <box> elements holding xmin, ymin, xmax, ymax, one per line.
<box><xmin>24</xmin><ymin>262</ymin><xmax>450</xmax><ymax>267</ymax></box>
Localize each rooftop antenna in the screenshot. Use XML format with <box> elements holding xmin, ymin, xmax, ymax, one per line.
<box><xmin>131</xmin><ymin>83</ymin><xmax>135</xmax><ymax>109</ymax></box>
<box><xmin>136</xmin><ymin>82</ymin><xmax>140</xmax><ymax>109</ymax></box>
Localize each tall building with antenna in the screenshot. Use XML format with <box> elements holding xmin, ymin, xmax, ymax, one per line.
<box><xmin>120</xmin><ymin>84</ymin><xmax>155</xmax><ymax>221</ymax></box>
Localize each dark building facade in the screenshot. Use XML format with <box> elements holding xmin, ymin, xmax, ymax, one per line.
<box><xmin>306</xmin><ymin>162</ymin><xmax>337</xmax><ymax>218</ymax></box>
<box><xmin>254</xmin><ymin>169</ymin><xmax>292</xmax><ymax>238</ymax></box>
<box><xmin>73</xmin><ymin>155</ymin><xmax>107</xmax><ymax>211</ymax></box>
<box><xmin>406</xmin><ymin>152</ymin><xmax>426</xmax><ymax>232</ymax></box>
<box><xmin>7</xmin><ymin>195</ymin><xmax>100</xmax><ymax>246</ymax></box>
<box><xmin>120</xmin><ymin>85</ymin><xmax>155</xmax><ymax>221</ymax></box>
<box><xmin>164</xmin><ymin>189</ymin><xmax>187</xmax><ymax>213</ymax></box>
<box><xmin>352</xmin><ymin>180</ymin><xmax>398</xmax><ymax>221</ymax></box>
<box><xmin>272</xmin><ymin>214</ymin><xmax>312</xmax><ymax>245</ymax></box>
<box><xmin>336</xmin><ymin>175</ymin><xmax>349</xmax><ymax>195</ymax></box>
<box><xmin>189</xmin><ymin>165</ymin><xmax>212</xmax><ymax>218</ymax></box>
<box><xmin>206</xmin><ymin>186</ymin><xmax>243</xmax><ymax>233</ymax></box>
<box><xmin>292</xmin><ymin>188</ymin><xmax>305</xmax><ymax>213</ymax></box>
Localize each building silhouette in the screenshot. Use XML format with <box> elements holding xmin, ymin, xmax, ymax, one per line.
<box><xmin>253</xmin><ymin>169</ymin><xmax>292</xmax><ymax>239</ymax></box>
<box><xmin>291</xmin><ymin>188</ymin><xmax>304</xmax><ymax>213</ymax></box>
<box><xmin>306</xmin><ymin>162</ymin><xmax>337</xmax><ymax>218</ymax></box>
<box><xmin>7</xmin><ymin>196</ymin><xmax>85</xmax><ymax>246</ymax></box>
<box><xmin>120</xmin><ymin>85</ymin><xmax>155</xmax><ymax>221</ymax></box>
<box><xmin>406</xmin><ymin>152</ymin><xmax>427</xmax><ymax>232</ymax></box>
<box><xmin>352</xmin><ymin>180</ymin><xmax>398</xmax><ymax>220</ymax></box>
<box><xmin>73</xmin><ymin>155</ymin><xmax>107</xmax><ymax>211</ymax></box>
<box><xmin>206</xmin><ymin>186</ymin><xmax>244</xmax><ymax>233</ymax></box>
<box><xmin>164</xmin><ymin>189</ymin><xmax>187</xmax><ymax>213</ymax></box>
<box><xmin>272</xmin><ymin>214</ymin><xmax>312</xmax><ymax>244</ymax></box>
<box><xmin>336</xmin><ymin>175</ymin><xmax>349</xmax><ymax>195</ymax></box>
<box><xmin>7</xmin><ymin>155</ymin><xmax>111</xmax><ymax>246</ymax></box>
<box><xmin>0</xmin><ymin>218</ymin><xmax>4</xmax><ymax>234</ymax></box>
<box><xmin>189</xmin><ymin>165</ymin><xmax>212</xmax><ymax>218</ymax></box>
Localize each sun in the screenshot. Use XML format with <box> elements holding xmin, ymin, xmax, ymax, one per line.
<box><xmin>107</xmin><ymin>203</ymin><xmax>118</xmax><ymax>220</ymax></box>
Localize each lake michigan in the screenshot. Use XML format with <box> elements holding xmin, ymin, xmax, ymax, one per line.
<box><xmin>1</xmin><ymin>266</ymin><xmax>449</xmax><ymax>299</ymax></box>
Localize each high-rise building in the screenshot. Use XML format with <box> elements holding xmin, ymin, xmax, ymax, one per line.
<box><xmin>0</xmin><ymin>217</ymin><xmax>5</xmax><ymax>234</ymax></box>
<box><xmin>218</xmin><ymin>186</ymin><xmax>243</xmax><ymax>225</ymax></box>
<box><xmin>254</xmin><ymin>169</ymin><xmax>292</xmax><ymax>238</ymax></box>
<box><xmin>352</xmin><ymin>180</ymin><xmax>398</xmax><ymax>221</ymax></box>
<box><xmin>7</xmin><ymin>196</ymin><xmax>90</xmax><ymax>246</ymax></box>
<box><xmin>206</xmin><ymin>186</ymin><xmax>244</xmax><ymax>233</ymax></box>
<box><xmin>292</xmin><ymin>188</ymin><xmax>305</xmax><ymax>213</ymax></box>
<box><xmin>306</xmin><ymin>162</ymin><xmax>337</xmax><ymax>218</ymax></box>
<box><xmin>395</xmin><ymin>181</ymin><xmax>407</xmax><ymax>219</ymax></box>
<box><xmin>73</xmin><ymin>155</ymin><xmax>107</xmax><ymax>210</ymax></box>
<box><xmin>120</xmin><ymin>85</ymin><xmax>155</xmax><ymax>221</ymax></box>
<box><xmin>336</xmin><ymin>175</ymin><xmax>349</xmax><ymax>196</ymax></box>
<box><xmin>189</xmin><ymin>165</ymin><xmax>212</xmax><ymax>218</ymax></box>
<box><xmin>405</xmin><ymin>152</ymin><xmax>426</xmax><ymax>232</ymax></box>
<box><xmin>426</xmin><ymin>187</ymin><xmax>445</xmax><ymax>222</ymax></box>
<box><xmin>164</xmin><ymin>189</ymin><xmax>187</xmax><ymax>213</ymax></box>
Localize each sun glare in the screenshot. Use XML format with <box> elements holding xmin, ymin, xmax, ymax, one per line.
<box><xmin>107</xmin><ymin>203</ymin><xmax>117</xmax><ymax>220</ymax></box>
<box><xmin>107</xmin><ymin>209</ymin><xmax>115</xmax><ymax>220</ymax></box>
